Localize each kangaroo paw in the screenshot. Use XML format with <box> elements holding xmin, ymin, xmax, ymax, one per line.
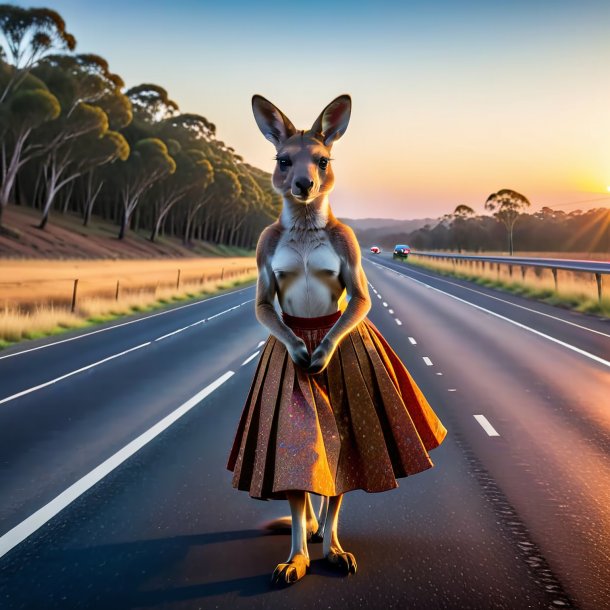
<box><xmin>271</xmin><ymin>554</ymin><xmax>310</xmax><ymax>586</ymax></box>
<box><xmin>326</xmin><ymin>550</ymin><xmax>357</xmax><ymax>574</ymax></box>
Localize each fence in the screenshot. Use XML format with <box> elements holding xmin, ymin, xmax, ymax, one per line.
<box><xmin>409</xmin><ymin>252</ymin><xmax>610</xmax><ymax>303</ymax></box>
<box><xmin>0</xmin><ymin>265</ymin><xmax>257</xmax><ymax>313</ymax></box>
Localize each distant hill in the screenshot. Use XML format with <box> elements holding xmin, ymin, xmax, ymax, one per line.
<box><xmin>340</xmin><ymin>217</ymin><xmax>440</xmax><ymax>249</ymax></box>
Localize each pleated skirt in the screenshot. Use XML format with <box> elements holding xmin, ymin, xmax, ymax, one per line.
<box><xmin>227</xmin><ymin>311</ymin><xmax>447</xmax><ymax>500</ymax></box>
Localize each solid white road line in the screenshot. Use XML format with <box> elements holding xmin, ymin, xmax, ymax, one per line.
<box><xmin>0</xmin><ymin>288</ymin><xmax>255</xmax><ymax>361</ymax></box>
<box><xmin>0</xmin><ymin>371</ymin><xmax>235</xmax><ymax>559</ymax></box>
<box><xmin>395</xmin><ymin>319</ymin><xmax>403</xmax><ymax>326</ymax></box>
<box><xmin>386</xmin><ymin>267</ymin><xmax>610</xmax><ymax>369</ymax></box>
<box><xmin>474</xmin><ymin>414</ymin><xmax>500</xmax><ymax>436</ymax></box>
<box><xmin>368</xmin><ymin>259</ymin><xmax>610</xmax><ymax>339</ymax></box>
<box><xmin>241</xmin><ymin>351</ymin><xmax>260</xmax><ymax>366</ymax></box>
<box><xmin>423</xmin><ymin>357</ymin><xmax>433</xmax><ymax>366</ymax></box>
<box><xmin>0</xmin><ymin>342</ymin><xmax>151</xmax><ymax>406</ymax></box>
<box><xmin>408</xmin><ymin>337</ymin><xmax>417</xmax><ymax>344</ymax></box>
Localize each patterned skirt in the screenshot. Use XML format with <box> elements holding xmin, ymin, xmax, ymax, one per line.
<box><xmin>227</xmin><ymin>311</ymin><xmax>447</xmax><ymax>500</ymax></box>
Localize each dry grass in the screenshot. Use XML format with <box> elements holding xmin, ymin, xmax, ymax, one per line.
<box><xmin>405</xmin><ymin>255</ymin><xmax>610</xmax><ymax>317</ymax></box>
<box><xmin>0</xmin><ymin>261</ymin><xmax>257</xmax><ymax>347</ymax></box>
<box><xmin>0</xmin><ymin>257</ymin><xmax>256</xmax><ymax>308</ymax></box>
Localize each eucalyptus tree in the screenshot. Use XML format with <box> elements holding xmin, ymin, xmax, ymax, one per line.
<box><xmin>450</xmin><ymin>204</ymin><xmax>475</xmax><ymax>252</ymax></box>
<box><xmin>149</xmin><ymin>145</ymin><xmax>213</xmax><ymax>242</ymax></box>
<box><xmin>484</xmin><ymin>189</ymin><xmax>531</xmax><ymax>255</ymax></box>
<box><xmin>0</xmin><ymin>67</ymin><xmax>59</xmax><ymax>229</ymax></box>
<box><xmin>0</xmin><ymin>4</ymin><xmax>75</xmax><ymax>102</ymax></box>
<box><xmin>114</xmin><ymin>138</ymin><xmax>176</xmax><ymax>239</ymax></box>
<box><xmin>30</xmin><ymin>54</ymin><xmax>131</xmax><ymax>228</ymax></box>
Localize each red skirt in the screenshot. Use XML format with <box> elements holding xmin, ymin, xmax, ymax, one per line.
<box><xmin>227</xmin><ymin>311</ymin><xmax>447</xmax><ymax>500</ymax></box>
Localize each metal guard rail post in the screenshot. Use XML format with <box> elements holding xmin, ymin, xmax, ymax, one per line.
<box><xmin>409</xmin><ymin>252</ymin><xmax>610</xmax><ymax>303</ymax></box>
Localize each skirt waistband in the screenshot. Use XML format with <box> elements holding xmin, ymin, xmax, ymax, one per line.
<box><xmin>282</xmin><ymin>310</ymin><xmax>341</xmax><ymax>330</ymax></box>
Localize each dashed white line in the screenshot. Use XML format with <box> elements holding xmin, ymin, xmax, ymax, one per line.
<box><xmin>408</xmin><ymin>337</ymin><xmax>417</xmax><ymax>345</ymax></box>
<box><xmin>395</xmin><ymin>319</ymin><xmax>402</xmax><ymax>326</ymax></box>
<box><xmin>423</xmin><ymin>357</ymin><xmax>433</xmax><ymax>366</ymax></box>
<box><xmin>388</xmin><ymin>309</ymin><xmax>394</xmax><ymax>314</ymax></box>
<box><xmin>241</xmin><ymin>351</ymin><xmax>260</xmax><ymax>366</ymax></box>
<box><xmin>474</xmin><ymin>414</ymin><xmax>500</xmax><ymax>436</ymax></box>
<box><xmin>382</xmin><ymin>302</ymin><xmax>388</xmax><ymax>307</ymax></box>
<box><xmin>257</xmin><ymin>340</ymin><xmax>266</xmax><ymax>348</ymax></box>
<box><xmin>0</xmin><ymin>342</ymin><xmax>151</xmax><ymax>406</ymax></box>
<box><xmin>377</xmin><ymin>294</ymin><xmax>382</xmax><ymax>299</ymax></box>
<box><xmin>448</xmin><ymin>388</ymin><xmax>457</xmax><ymax>391</ymax></box>
<box><xmin>436</xmin><ymin>372</ymin><xmax>443</xmax><ymax>376</ymax></box>
<box><xmin>0</xmin><ymin>371</ymin><xmax>234</xmax><ymax>558</ymax></box>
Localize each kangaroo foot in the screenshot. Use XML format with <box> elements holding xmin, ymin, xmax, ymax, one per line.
<box><xmin>271</xmin><ymin>553</ymin><xmax>310</xmax><ymax>586</ymax></box>
<box><xmin>325</xmin><ymin>549</ymin><xmax>357</xmax><ymax>574</ymax></box>
<box><xmin>310</xmin><ymin>527</ymin><xmax>324</xmax><ymax>543</ymax></box>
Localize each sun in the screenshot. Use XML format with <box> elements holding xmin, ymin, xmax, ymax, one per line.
<box><xmin>607</xmin><ymin>186</ymin><xmax>610</xmax><ymax>192</ymax></box>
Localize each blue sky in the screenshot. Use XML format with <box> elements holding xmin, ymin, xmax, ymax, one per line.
<box><xmin>9</xmin><ymin>0</ymin><xmax>610</xmax><ymax>219</ymax></box>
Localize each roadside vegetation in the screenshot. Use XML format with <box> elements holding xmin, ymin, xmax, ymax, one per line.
<box><xmin>401</xmin><ymin>256</ymin><xmax>610</xmax><ymax>317</ymax></box>
<box><xmin>0</xmin><ymin>264</ymin><xmax>257</xmax><ymax>348</ymax></box>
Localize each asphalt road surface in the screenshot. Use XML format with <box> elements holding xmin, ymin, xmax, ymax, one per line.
<box><xmin>1</xmin><ymin>254</ymin><xmax>609</xmax><ymax>610</ymax></box>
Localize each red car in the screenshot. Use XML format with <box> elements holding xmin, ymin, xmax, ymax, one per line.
<box><xmin>370</xmin><ymin>246</ymin><xmax>381</xmax><ymax>254</ymax></box>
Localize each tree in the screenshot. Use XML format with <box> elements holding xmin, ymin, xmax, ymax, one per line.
<box><xmin>114</xmin><ymin>138</ymin><xmax>176</xmax><ymax>239</ymax></box>
<box><xmin>450</xmin><ymin>204</ymin><xmax>475</xmax><ymax>252</ymax></box>
<box><xmin>0</xmin><ymin>4</ymin><xmax>75</xmax><ymax>102</ymax></box>
<box><xmin>0</xmin><ymin>70</ymin><xmax>60</xmax><ymax>229</ymax></box>
<box><xmin>484</xmin><ymin>189</ymin><xmax>531</xmax><ymax>255</ymax></box>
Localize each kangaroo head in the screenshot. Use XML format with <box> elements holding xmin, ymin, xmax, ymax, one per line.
<box><xmin>252</xmin><ymin>94</ymin><xmax>351</xmax><ymax>204</ymax></box>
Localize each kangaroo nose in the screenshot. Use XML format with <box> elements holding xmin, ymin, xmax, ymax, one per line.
<box><xmin>294</xmin><ymin>178</ymin><xmax>313</xmax><ymax>196</ymax></box>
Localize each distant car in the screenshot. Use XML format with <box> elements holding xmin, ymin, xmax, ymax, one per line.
<box><xmin>393</xmin><ymin>244</ymin><xmax>411</xmax><ymax>259</ymax></box>
<box><xmin>370</xmin><ymin>246</ymin><xmax>381</xmax><ymax>254</ymax></box>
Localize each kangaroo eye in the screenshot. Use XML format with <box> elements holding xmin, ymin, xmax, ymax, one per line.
<box><xmin>278</xmin><ymin>157</ymin><xmax>291</xmax><ymax>171</ymax></box>
<box><xmin>318</xmin><ymin>157</ymin><xmax>329</xmax><ymax>170</ymax></box>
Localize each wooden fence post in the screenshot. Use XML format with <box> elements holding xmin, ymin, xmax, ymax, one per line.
<box><xmin>115</xmin><ymin>280</ymin><xmax>120</xmax><ymax>301</ymax></box>
<box><xmin>71</xmin><ymin>279</ymin><xmax>79</xmax><ymax>312</ymax></box>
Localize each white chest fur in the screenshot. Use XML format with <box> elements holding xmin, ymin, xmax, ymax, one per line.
<box><xmin>271</xmin><ymin>228</ymin><xmax>344</xmax><ymax>317</ymax></box>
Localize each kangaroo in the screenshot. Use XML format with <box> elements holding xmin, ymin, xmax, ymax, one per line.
<box><xmin>228</xmin><ymin>93</ymin><xmax>447</xmax><ymax>586</ymax></box>
<box><xmin>252</xmin><ymin>94</ymin><xmax>369</xmax><ymax>584</ymax></box>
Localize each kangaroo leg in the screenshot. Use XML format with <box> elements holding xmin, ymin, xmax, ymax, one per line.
<box><xmin>323</xmin><ymin>494</ymin><xmax>357</xmax><ymax>574</ymax></box>
<box><xmin>310</xmin><ymin>495</ymin><xmax>328</xmax><ymax>542</ymax></box>
<box><xmin>271</xmin><ymin>491</ymin><xmax>310</xmax><ymax>585</ymax></box>
<box><xmin>305</xmin><ymin>492</ymin><xmax>320</xmax><ymax>538</ymax></box>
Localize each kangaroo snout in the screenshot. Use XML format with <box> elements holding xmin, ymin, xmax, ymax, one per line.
<box><xmin>293</xmin><ymin>178</ymin><xmax>314</xmax><ymax>198</ymax></box>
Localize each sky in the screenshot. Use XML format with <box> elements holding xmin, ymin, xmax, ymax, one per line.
<box><xmin>11</xmin><ymin>0</ymin><xmax>610</xmax><ymax>220</ymax></box>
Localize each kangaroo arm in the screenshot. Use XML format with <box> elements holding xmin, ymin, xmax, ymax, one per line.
<box><xmin>323</xmin><ymin>223</ymin><xmax>371</xmax><ymax>347</ymax></box>
<box><xmin>255</xmin><ymin>225</ymin><xmax>301</xmax><ymax>350</ymax></box>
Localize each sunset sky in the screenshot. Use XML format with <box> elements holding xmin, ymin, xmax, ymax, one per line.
<box><xmin>12</xmin><ymin>0</ymin><xmax>610</xmax><ymax>220</ymax></box>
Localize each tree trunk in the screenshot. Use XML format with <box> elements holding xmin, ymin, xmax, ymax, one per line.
<box><xmin>118</xmin><ymin>208</ymin><xmax>130</xmax><ymax>240</ymax></box>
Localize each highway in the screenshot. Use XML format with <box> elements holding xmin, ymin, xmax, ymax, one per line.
<box><xmin>1</xmin><ymin>253</ymin><xmax>609</xmax><ymax>609</ymax></box>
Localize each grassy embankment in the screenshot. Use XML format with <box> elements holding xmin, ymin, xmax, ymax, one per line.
<box><xmin>401</xmin><ymin>253</ymin><xmax>610</xmax><ymax>317</ymax></box>
<box><xmin>0</xmin><ymin>258</ymin><xmax>257</xmax><ymax>349</ymax></box>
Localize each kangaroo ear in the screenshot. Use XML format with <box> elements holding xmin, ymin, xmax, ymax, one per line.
<box><xmin>252</xmin><ymin>95</ymin><xmax>296</xmax><ymax>147</ymax></box>
<box><xmin>311</xmin><ymin>95</ymin><xmax>351</xmax><ymax>146</ymax></box>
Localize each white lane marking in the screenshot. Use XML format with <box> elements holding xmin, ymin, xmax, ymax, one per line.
<box><xmin>436</xmin><ymin>372</ymin><xmax>443</xmax><ymax>376</ymax></box>
<box><xmin>388</xmin><ymin>309</ymin><xmax>394</xmax><ymax>314</ymax></box>
<box><xmin>448</xmin><ymin>388</ymin><xmax>457</xmax><ymax>391</ymax></box>
<box><xmin>383</xmin><ymin>302</ymin><xmax>388</xmax><ymax>307</ymax></box>
<box><xmin>388</xmin><ymin>269</ymin><xmax>610</xmax><ymax>368</ymax></box>
<box><xmin>408</xmin><ymin>337</ymin><xmax>417</xmax><ymax>345</ymax></box>
<box><xmin>241</xmin><ymin>351</ymin><xmax>260</xmax><ymax>366</ymax></box>
<box><xmin>155</xmin><ymin>323</ymin><xmax>198</xmax><ymax>342</ymax></box>
<box><xmin>0</xmin><ymin>371</ymin><xmax>234</xmax><ymax>559</ymax></box>
<box><xmin>0</xmin><ymin>289</ymin><xmax>255</xmax><ymax>361</ymax></box>
<box><xmin>377</xmin><ymin>294</ymin><xmax>382</xmax><ymax>299</ymax></box>
<box><xmin>395</xmin><ymin>319</ymin><xmax>402</xmax><ymax>326</ymax></box>
<box><xmin>368</xmin><ymin>259</ymin><xmax>610</xmax><ymax>339</ymax></box>
<box><xmin>474</xmin><ymin>414</ymin><xmax>500</xmax><ymax>436</ymax></box>
<box><xmin>0</xmin><ymin>343</ymin><xmax>151</xmax><ymax>406</ymax></box>
<box><xmin>257</xmin><ymin>340</ymin><xmax>266</xmax><ymax>348</ymax></box>
<box><xmin>423</xmin><ymin>357</ymin><xmax>433</xmax><ymax>366</ymax></box>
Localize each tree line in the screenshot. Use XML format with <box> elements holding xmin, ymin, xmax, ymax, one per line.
<box><xmin>359</xmin><ymin>202</ymin><xmax>610</xmax><ymax>255</ymax></box>
<box><xmin>0</xmin><ymin>4</ymin><xmax>281</xmax><ymax>248</ymax></box>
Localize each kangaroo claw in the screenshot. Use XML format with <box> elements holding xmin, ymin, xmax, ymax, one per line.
<box><xmin>326</xmin><ymin>550</ymin><xmax>357</xmax><ymax>574</ymax></box>
<box><xmin>271</xmin><ymin>554</ymin><xmax>310</xmax><ymax>586</ymax></box>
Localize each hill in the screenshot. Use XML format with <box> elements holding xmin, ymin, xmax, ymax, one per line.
<box><xmin>0</xmin><ymin>205</ymin><xmax>251</xmax><ymax>260</ymax></box>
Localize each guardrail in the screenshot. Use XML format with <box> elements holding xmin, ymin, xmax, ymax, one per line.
<box><xmin>408</xmin><ymin>252</ymin><xmax>610</xmax><ymax>302</ymax></box>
